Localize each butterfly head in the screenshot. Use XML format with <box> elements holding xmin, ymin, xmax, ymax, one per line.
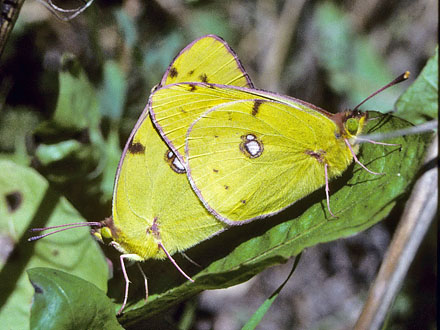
<box><xmin>343</xmin><ymin>110</ymin><xmax>368</xmax><ymax>139</ymax></box>
<box><xmin>91</xmin><ymin>217</ymin><xmax>118</xmax><ymax>243</ymax></box>
<box><xmin>332</xmin><ymin>110</ymin><xmax>367</xmax><ymax>141</ymax></box>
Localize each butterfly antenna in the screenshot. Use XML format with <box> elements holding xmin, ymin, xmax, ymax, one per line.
<box><xmin>28</xmin><ymin>222</ymin><xmax>103</xmax><ymax>241</ymax></box>
<box><xmin>353</xmin><ymin>71</ymin><xmax>410</xmax><ymax>111</ymax></box>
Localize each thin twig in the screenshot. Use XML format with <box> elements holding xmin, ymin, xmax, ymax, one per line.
<box><xmin>0</xmin><ymin>0</ymin><xmax>26</xmax><ymax>57</ymax></box>
<box><xmin>259</xmin><ymin>0</ymin><xmax>307</xmax><ymax>91</ymax></box>
<box><xmin>355</xmin><ymin>134</ymin><xmax>438</xmax><ymax>330</ymax></box>
<box><xmin>358</xmin><ymin>120</ymin><xmax>438</xmax><ymax>144</ymax></box>
<box><xmin>35</xmin><ymin>0</ymin><xmax>94</xmax><ymax>21</ymax></box>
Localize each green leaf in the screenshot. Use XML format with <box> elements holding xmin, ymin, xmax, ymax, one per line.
<box><xmin>28</xmin><ymin>268</ymin><xmax>122</xmax><ymax>330</ymax></box>
<box><xmin>395</xmin><ymin>47</ymin><xmax>438</xmax><ymax>124</ymax></box>
<box><xmin>117</xmin><ymin>113</ymin><xmax>431</xmax><ymax>328</ymax></box>
<box><xmin>98</xmin><ymin>125</ymin><xmax>122</xmax><ymax>202</ymax></box>
<box><xmin>35</xmin><ymin>140</ymin><xmax>83</xmax><ymax>166</ymax></box>
<box><xmin>49</xmin><ymin>54</ymin><xmax>100</xmax><ymax>132</ymax></box>
<box><xmin>99</xmin><ymin>60</ymin><xmax>127</xmax><ymax>120</ymax></box>
<box><xmin>242</xmin><ymin>255</ymin><xmax>301</xmax><ymax>330</ymax></box>
<box><xmin>0</xmin><ymin>160</ymin><xmax>108</xmax><ymax>330</ymax></box>
<box><xmin>114</xmin><ymin>9</ymin><xmax>138</xmax><ymax>49</ymax></box>
<box><xmin>0</xmin><ymin>108</ymin><xmax>40</xmax><ymax>165</ymax></box>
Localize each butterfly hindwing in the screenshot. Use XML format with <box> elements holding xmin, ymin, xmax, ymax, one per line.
<box><xmin>112</xmin><ymin>113</ymin><xmax>227</xmax><ymax>259</ymax></box>
<box><xmin>184</xmin><ymin>99</ymin><xmax>352</xmax><ymax>224</ymax></box>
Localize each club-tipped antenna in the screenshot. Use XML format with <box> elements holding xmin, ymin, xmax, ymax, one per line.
<box><xmin>28</xmin><ymin>221</ymin><xmax>103</xmax><ymax>241</ymax></box>
<box><xmin>353</xmin><ymin>71</ymin><xmax>410</xmax><ymax>112</ymax></box>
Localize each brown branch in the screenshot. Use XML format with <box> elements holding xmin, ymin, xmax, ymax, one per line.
<box><xmin>0</xmin><ymin>0</ymin><xmax>26</xmax><ymax>58</ymax></box>
<box><xmin>355</xmin><ymin>134</ymin><xmax>438</xmax><ymax>330</ymax></box>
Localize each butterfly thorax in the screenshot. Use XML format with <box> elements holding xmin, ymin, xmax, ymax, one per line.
<box><xmin>321</xmin><ymin>110</ymin><xmax>367</xmax><ymax>178</ymax></box>
<box><xmin>104</xmin><ymin>214</ymin><xmax>168</xmax><ymax>260</ymax></box>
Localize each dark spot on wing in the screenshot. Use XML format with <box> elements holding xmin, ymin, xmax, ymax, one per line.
<box><xmin>207</xmin><ymin>83</ymin><xmax>216</xmax><ymax>89</ymax></box>
<box><xmin>147</xmin><ymin>217</ymin><xmax>161</xmax><ymax>240</ymax></box>
<box><xmin>252</xmin><ymin>100</ymin><xmax>265</xmax><ymax>116</ymax></box>
<box><xmin>199</xmin><ymin>73</ymin><xmax>208</xmax><ymax>83</ymax></box>
<box><xmin>224</xmin><ymin>185</ymin><xmax>229</xmax><ymax>190</ymax></box>
<box><xmin>5</xmin><ymin>191</ymin><xmax>22</xmax><ymax>213</ymax></box>
<box><xmin>188</xmin><ymin>70</ymin><xmax>194</xmax><ymax>76</ymax></box>
<box><xmin>305</xmin><ymin>149</ymin><xmax>326</xmax><ymax>163</ymax></box>
<box><xmin>169</xmin><ymin>66</ymin><xmax>178</xmax><ymax>78</ymax></box>
<box><xmin>213</xmin><ymin>169</ymin><xmax>219</xmax><ymax>173</ymax></box>
<box><xmin>241</xmin><ymin>200</ymin><xmax>246</xmax><ymax>204</ymax></box>
<box><xmin>128</xmin><ymin>141</ymin><xmax>145</xmax><ymax>154</ymax></box>
<box><xmin>189</xmin><ymin>84</ymin><xmax>197</xmax><ymax>92</ymax></box>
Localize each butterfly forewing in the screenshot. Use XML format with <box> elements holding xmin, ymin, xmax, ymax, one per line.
<box><xmin>160</xmin><ymin>34</ymin><xmax>253</xmax><ymax>88</ymax></box>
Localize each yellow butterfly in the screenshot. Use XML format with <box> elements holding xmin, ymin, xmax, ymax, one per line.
<box><xmin>28</xmin><ymin>35</ymin><xmax>254</xmax><ymax>314</ymax></box>
<box><xmin>30</xmin><ymin>34</ymin><xmax>406</xmax><ymax>314</ymax></box>
<box><xmin>150</xmin><ymin>34</ymin><xmax>407</xmax><ymax>223</ymax></box>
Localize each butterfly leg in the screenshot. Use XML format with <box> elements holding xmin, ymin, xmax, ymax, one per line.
<box><xmin>344</xmin><ymin>139</ymin><xmax>385</xmax><ymax>175</ymax></box>
<box><xmin>181</xmin><ymin>252</ymin><xmax>202</xmax><ymax>268</ymax></box>
<box><xmin>117</xmin><ymin>253</ymin><xmax>139</xmax><ymax>315</ymax></box>
<box><xmin>357</xmin><ymin>138</ymin><xmax>400</xmax><ymax>146</ymax></box>
<box><xmin>324</xmin><ymin>163</ymin><xmax>336</xmax><ymax>218</ymax></box>
<box><xmin>136</xmin><ymin>263</ymin><xmax>149</xmax><ymax>302</ymax></box>
<box><xmin>158</xmin><ymin>242</ymin><xmax>195</xmax><ymax>283</ymax></box>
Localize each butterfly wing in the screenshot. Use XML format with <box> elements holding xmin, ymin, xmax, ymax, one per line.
<box><xmin>184</xmin><ymin>99</ymin><xmax>353</xmax><ymax>224</ymax></box>
<box><xmin>112</xmin><ymin>112</ymin><xmax>227</xmax><ymax>259</ymax></box>
<box><xmin>150</xmin><ymin>83</ymin><xmax>267</xmax><ymax>163</ymax></box>
<box><xmin>150</xmin><ymin>76</ymin><xmax>334</xmax><ymax>162</ymax></box>
<box><xmin>151</xmin><ymin>34</ymin><xmax>255</xmax><ymax>163</ymax></box>
<box><xmin>159</xmin><ymin>34</ymin><xmax>253</xmax><ymax>88</ymax></box>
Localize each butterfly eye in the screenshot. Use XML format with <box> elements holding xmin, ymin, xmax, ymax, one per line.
<box><xmin>345</xmin><ymin>118</ymin><xmax>360</xmax><ymax>136</ymax></box>
<box><xmin>100</xmin><ymin>226</ymin><xmax>113</xmax><ymax>239</ymax></box>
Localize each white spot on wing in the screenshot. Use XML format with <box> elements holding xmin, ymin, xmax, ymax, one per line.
<box><xmin>240</xmin><ymin>133</ymin><xmax>263</xmax><ymax>158</ymax></box>
<box><xmin>246</xmin><ymin>140</ymin><xmax>261</xmax><ymax>156</ymax></box>
<box><xmin>173</xmin><ymin>157</ymin><xmax>185</xmax><ymax>172</ymax></box>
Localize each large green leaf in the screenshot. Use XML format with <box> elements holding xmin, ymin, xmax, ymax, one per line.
<box><xmin>0</xmin><ymin>160</ymin><xmax>108</xmax><ymax>330</ymax></box>
<box><xmin>28</xmin><ymin>268</ymin><xmax>121</xmax><ymax>330</ymax></box>
<box><xmin>118</xmin><ymin>113</ymin><xmax>430</xmax><ymax>328</ymax></box>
